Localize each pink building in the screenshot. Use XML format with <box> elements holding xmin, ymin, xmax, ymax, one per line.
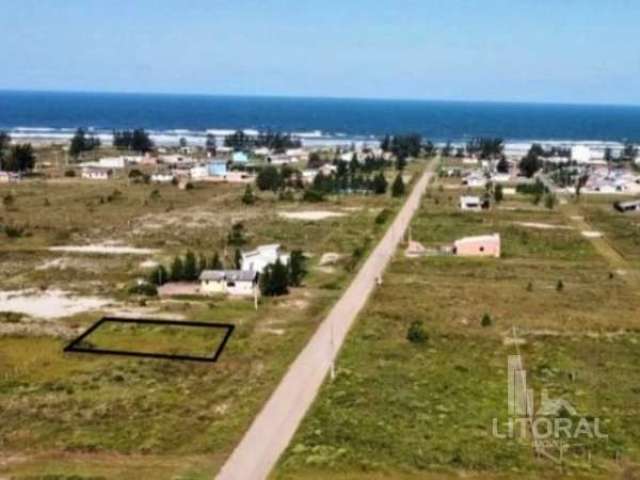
<box><xmin>453</xmin><ymin>233</ymin><xmax>501</xmax><ymax>258</ymax></box>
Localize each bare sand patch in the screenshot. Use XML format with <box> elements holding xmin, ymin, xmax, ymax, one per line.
<box><xmin>582</xmin><ymin>230</ymin><xmax>604</xmax><ymax>238</ymax></box>
<box><xmin>319</xmin><ymin>252</ymin><xmax>343</xmax><ymax>266</ymax></box>
<box><xmin>0</xmin><ymin>289</ymin><xmax>111</xmax><ymax>319</ymax></box>
<box><xmin>514</xmin><ymin>222</ymin><xmax>572</xmax><ymax>230</ymax></box>
<box><xmin>278</xmin><ymin>211</ymin><xmax>346</xmax><ymax>221</ymax></box>
<box><xmin>49</xmin><ymin>244</ymin><xmax>158</xmax><ymax>255</ymax></box>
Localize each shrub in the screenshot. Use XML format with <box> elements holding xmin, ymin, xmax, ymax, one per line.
<box><xmin>128</xmin><ymin>282</ymin><xmax>158</xmax><ymax>297</ymax></box>
<box><xmin>64</xmin><ymin>169</ymin><xmax>76</xmax><ymax>177</ymax></box>
<box><xmin>407</xmin><ymin>320</ymin><xmax>428</xmax><ymax>344</ymax></box>
<box><xmin>481</xmin><ymin>313</ymin><xmax>492</xmax><ymax>327</ymax></box>
<box><xmin>375</xmin><ymin>208</ymin><xmax>392</xmax><ymax>225</ymax></box>
<box><xmin>302</xmin><ymin>189</ymin><xmax>325</xmax><ymax>202</ymax></box>
<box><xmin>556</xmin><ymin>279</ymin><xmax>564</xmax><ymax>292</ymax></box>
<box><xmin>242</xmin><ymin>184</ymin><xmax>256</xmax><ymax>204</ymax></box>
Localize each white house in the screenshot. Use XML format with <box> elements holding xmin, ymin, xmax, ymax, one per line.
<box><xmin>462</xmin><ymin>173</ymin><xmax>487</xmax><ymax>188</ymax></box>
<box><xmin>0</xmin><ymin>171</ymin><xmax>20</xmax><ymax>183</ymax></box>
<box><xmin>199</xmin><ymin>270</ymin><xmax>258</xmax><ymax>297</ymax></box>
<box><xmin>151</xmin><ymin>172</ymin><xmax>175</xmax><ymax>183</ymax></box>
<box><xmin>241</xmin><ymin>244</ymin><xmax>290</xmax><ymax>273</ymax></box>
<box><xmin>190</xmin><ymin>165</ymin><xmax>209</xmax><ymax>180</ymax></box>
<box><xmin>81</xmin><ymin>167</ymin><xmax>112</xmax><ymax>180</ymax></box>
<box><xmin>98</xmin><ymin>156</ymin><xmax>142</xmax><ymax>169</ymax></box>
<box><xmin>571</xmin><ymin>145</ymin><xmax>593</xmax><ymax>164</ymax></box>
<box><xmin>459</xmin><ymin>195</ymin><xmax>482</xmax><ymax>211</ymax></box>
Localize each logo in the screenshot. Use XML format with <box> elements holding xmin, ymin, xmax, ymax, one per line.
<box><xmin>492</xmin><ymin>349</ymin><xmax>607</xmax><ymax>462</ymax></box>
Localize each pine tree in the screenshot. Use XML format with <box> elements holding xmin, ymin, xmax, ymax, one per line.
<box><xmin>170</xmin><ymin>256</ymin><xmax>184</xmax><ymax>281</ymax></box>
<box><xmin>234</xmin><ymin>248</ymin><xmax>243</xmax><ymax>269</ymax></box>
<box><xmin>210</xmin><ymin>252</ymin><xmax>223</xmax><ymax>270</ymax></box>
<box><xmin>183</xmin><ymin>251</ymin><xmax>198</xmax><ymax>281</ymax></box>
<box><xmin>288</xmin><ymin>250</ymin><xmax>307</xmax><ymax>287</ymax></box>
<box><xmin>242</xmin><ymin>184</ymin><xmax>256</xmax><ymax>205</ymax></box>
<box><xmin>198</xmin><ymin>254</ymin><xmax>208</xmax><ymax>275</ymax></box>
<box><xmin>260</xmin><ymin>258</ymin><xmax>289</xmax><ymax>296</ymax></box>
<box><xmin>391</xmin><ymin>173</ymin><xmax>405</xmax><ymax>197</ymax></box>
<box><xmin>373</xmin><ymin>172</ymin><xmax>388</xmax><ymax>195</ymax></box>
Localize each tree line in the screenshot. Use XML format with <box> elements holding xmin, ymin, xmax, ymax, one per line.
<box><xmin>0</xmin><ymin>132</ymin><xmax>35</xmax><ymax>172</ymax></box>
<box><xmin>224</xmin><ymin>131</ymin><xmax>302</xmax><ymax>153</ymax></box>
<box><xmin>112</xmin><ymin>129</ymin><xmax>154</xmax><ymax>153</ymax></box>
<box><xmin>147</xmin><ymin>248</ymin><xmax>307</xmax><ymax>297</ymax></box>
<box><xmin>69</xmin><ymin>128</ymin><xmax>101</xmax><ymax>158</ymax></box>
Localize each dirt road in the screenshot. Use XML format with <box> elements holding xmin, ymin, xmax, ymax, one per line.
<box><xmin>216</xmin><ymin>161</ymin><xmax>437</xmax><ymax>480</ymax></box>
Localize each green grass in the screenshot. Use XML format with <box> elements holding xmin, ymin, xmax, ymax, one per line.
<box><xmin>0</xmin><ymin>165</ymin><xmax>414</xmax><ymax>479</ymax></box>
<box><xmin>274</xmin><ymin>182</ymin><xmax>640</xmax><ymax>480</ymax></box>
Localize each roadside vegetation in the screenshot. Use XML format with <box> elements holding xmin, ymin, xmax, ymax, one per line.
<box><xmin>275</xmin><ymin>159</ymin><xmax>640</xmax><ymax>480</ymax></box>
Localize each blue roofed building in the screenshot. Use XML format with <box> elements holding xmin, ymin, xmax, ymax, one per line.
<box><xmin>208</xmin><ymin>160</ymin><xmax>228</xmax><ymax>177</ymax></box>
<box><xmin>232</xmin><ymin>151</ymin><xmax>249</xmax><ymax>164</ymax></box>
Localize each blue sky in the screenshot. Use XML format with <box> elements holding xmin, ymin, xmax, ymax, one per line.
<box><xmin>2</xmin><ymin>0</ymin><xmax>640</xmax><ymax>104</ymax></box>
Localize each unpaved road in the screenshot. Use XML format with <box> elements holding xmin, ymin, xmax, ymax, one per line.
<box><xmin>216</xmin><ymin>161</ymin><xmax>437</xmax><ymax>480</ymax></box>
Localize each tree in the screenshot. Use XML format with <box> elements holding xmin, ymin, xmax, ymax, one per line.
<box><xmin>69</xmin><ymin>128</ymin><xmax>100</xmax><ymax>158</ymax></box>
<box><xmin>260</xmin><ymin>258</ymin><xmax>289</xmax><ymax>296</ymax></box>
<box><xmin>308</xmin><ymin>152</ymin><xmax>324</xmax><ymax>169</ymax></box>
<box><xmin>209</xmin><ymin>252</ymin><xmax>224</xmax><ymax>270</ymax></box>
<box><xmin>170</xmin><ymin>256</ymin><xmax>184</xmax><ymax>281</ymax></box>
<box><xmin>131</xmin><ymin>129</ymin><xmax>154</xmax><ymax>153</ymax></box>
<box><xmin>0</xmin><ymin>132</ymin><xmax>10</xmax><ymax>170</ymax></box>
<box><xmin>183</xmin><ymin>251</ymin><xmax>198</xmax><ymax>281</ymax></box>
<box><xmin>391</xmin><ymin>173</ymin><xmax>405</xmax><ymax>197</ymax></box>
<box><xmin>4</xmin><ymin>144</ymin><xmax>35</xmax><ymax>172</ymax></box>
<box><xmin>544</xmin><ymin>193</ymin><xmax>556</xmax><ymax>210</ymax></box>
<box><xmin>494</xmin><ymin>184</ymin><xmax>504</xmax><ymax>203</ymax></box>
<box><xmin>496</xmin><ymin>157</ymin><xmax>509</xmax><ymax>174</ymax></box>
<box><xmin>556</xmin><ymin>280</ymin><xmax>564</xmax><ymax>292</ymax></box>
<box><xmin>407</xmin><ymin>320</ymin><xmax>428</xmax><ymax>344</ymax></box>
<box><xmin>288</xmin><ymin>250</ymin><xmax>307</xmax><ymax>287</ymax></box>
<box><xmin>242</xmin><ymin>184</ymin><xmax>256</xmax><ymax>205</ymax></box>
<box><xmin>481</xmin><ymin>313</ymin><xmax>493</xmax><ymax>327</ymax></box>
<box><xmin>205</xmin><ymin>134</ymin><xmax>217</xmax><ymax>154</ymax></box>
<box><xmin>234</xmin><ymin>248</ymin><xmax>243</xmax><ymax>269</ymax></box>
<box><xmin>228</xmin><ymin>222</ymin><xmax>246</xmax><ymax>246</ymax></box>
<box><xmin>395</xmin><ymin>155</ymin><xmax>407</xmax><ymax>171</ymax></box>
<box><xmin>372</xmin><ymin>172</ymin><xmax>388</xmax><ymax>195</ymax></box>
<box><xmin>256</xmin><ymin>166</ymin><xmax>283</xmax><ymax>192</ymax></box>
<box><xmin>519</xmin><ymin>151</ymin><xmax>542</xmax><ymax>178</ymax></box>
<box><xmin>380</xmin><ymin>135</ymin><xmax>391</xmax><ymax>152</ymax></box>
<box><xmin>149</xmin><ymin>265</ymin><xmax>169</xmax><ymax>285</ymax></box>
<box><xmin>179</xmin><ymin>137</ymin><xmax>188</xmax><ymax>148</ymax></box>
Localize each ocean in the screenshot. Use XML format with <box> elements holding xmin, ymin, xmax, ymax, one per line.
<box><xmin>1</xmin><ymin>90</ymin><xmax>640</xmax><ymax>145</ymax></box>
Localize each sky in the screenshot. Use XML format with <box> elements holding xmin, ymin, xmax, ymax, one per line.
<box><xmin>2</xmin><ymin>0</ymin><xmax>640</xmax><ymax>105</ymax></box>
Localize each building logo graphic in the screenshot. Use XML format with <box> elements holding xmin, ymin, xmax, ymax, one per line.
<box><xmin>493</xmin><ymin>353</ymin><xmax>607</xmax><ymax>462</ymax></box>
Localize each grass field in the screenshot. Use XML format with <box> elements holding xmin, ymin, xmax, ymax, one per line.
<box><xmin>0</xmin><ymin>163</ymin><xmax>417</xmax><ymax>479</ymax></box>
<box><xmin>274</xmin><ymin>168</ymin><xmax>640</xmax><ymax>479</ymax></box>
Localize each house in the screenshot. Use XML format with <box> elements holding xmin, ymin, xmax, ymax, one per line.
<box><xmin>98</xmin><ymin>156</ymin><xmax>143</xmax><ymax>169</ymax></box>
<box><xmin>459</xmin><ymin>195</ymin><xmax>483</xmax><ymax>211</ymax></box>
<box><xmin>453</xmin><ymin>234</ymin><xmax>501</xmax><ymax>258</ymax></box>
<box><xmin>0</xmin><ymin>171</ymin><xmax>20</xmax><ymax>183</ymax></box>
<box><xmin>190</xmin><ymin>165</ymin><xmax>209</xmax><ymax>180</ymax></box>
<box><xmin>208</xmin><ymin>160</ymin><xmax>228</xmax><ymax>177</ymax></box>
<box><xmin>571</xmin><ymin>145</ymin><xmax>593</xmax><ymax>164</ymax></box>
<box><xmin>232</xmin><ymin>151</ymin><xmax>249</xmax><ymax>164</ymax></box>
<box><xmin>241</xmin><ymin>244</ymin><xmax>290</xmax><ymax>273</ymax></box>
<box><xmin>160</xmin><ymin>155</ymin><xmax>196</xmax><ymax>167</ymax></box>
<box><xmin>267</xmin><ymin>154</ymin><xmax>294</xmax><ymax>166</ymax></box>
<box><xmin>319</xmin><ymin>163</ymin><xmax>338</xmax><ymax>176</ymax></box>
<box><xmin>253</xmin><ymin>147</ymin><xmax>271</xmax><ymax>156</ymax></box>
<box><xmin>199</xmin><ymin>270</ymin><xmax>258</xmax><ymax>297</ymax></box>
<box><xmin>81</xmin><ymin>167</ymin><xmax>112</xmax><ymax>180</ymax></box>
<box><xmin>150</xmin><ymin>172</ymin><xmax>175</xmax><ymax>183</ymax></box>
<box><xmin>462</xmin><ymin>173</ymin><xmax>487</xmax><ymax>188</ymax></box>
<box><xmin>614</xmin><ymin>200</ymin><xmax>640</xmax><ymax>213</ymax></box>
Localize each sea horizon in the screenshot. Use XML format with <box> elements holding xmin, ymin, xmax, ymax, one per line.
<box><xmin>2</xmin><ymin>89</ymin><xmax>640</xmax><ymax>144</ymax></box>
